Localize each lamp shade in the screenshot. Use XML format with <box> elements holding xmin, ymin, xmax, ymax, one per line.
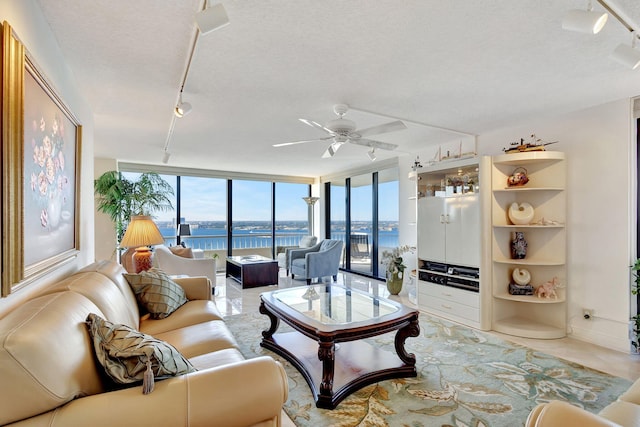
<box><xmin>120</xmin><ymin>216</ymin><xmax>165</xmax><ymax>248</ymax></box>
<box><xmin>562</xmin><ymin>9</ymin><xmax>608</xmax><ymax>34</ymax></box>
<box><xmin>177</xmin><ymin>223</ymin><xmax>192</xmax><ymax>237</ymax></box>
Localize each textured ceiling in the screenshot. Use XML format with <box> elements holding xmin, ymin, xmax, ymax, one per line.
<box><xmin>36</xmin><ymin>0</ymin><xmax>640</xmax><ymax>177</ymax></box>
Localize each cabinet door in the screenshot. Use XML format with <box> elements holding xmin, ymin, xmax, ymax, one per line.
<box><xmin>445</xmin><ymin>194</ymin><xmax>480</xmax><ymax>267</ymax></box>
<box><xmin>418</xmin><ymin>197</ymin><xmax>446</xmax><ymax>262</ymax></box>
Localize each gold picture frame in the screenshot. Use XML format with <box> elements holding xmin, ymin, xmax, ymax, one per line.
<box><xmin>1</xmin><ymin>21</ymin><xmax>82</xmax><ymax>296</ymax></box>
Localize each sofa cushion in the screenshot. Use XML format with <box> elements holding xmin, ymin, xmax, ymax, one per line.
<box><xmin>139</xmin><ymin>299</ymin><xmax>224</xmax><ymax>336</ymax></box>
<box><xmin>169</xmin><ymin>246</ymin><xmax>194</xmax><ymax>258</ymax></box>
<box><xmin>0</xmin><ymin>292</ymin><xmax>106</xmax><ymax>426</ymax></box>
<box><xmin>124</xmin><ymin>268</ymin><xmax>188</xmax><ymax>319</ymax></box>
<box><xmin>86</xmin><ymin>313</ymin><xmax>195</xmax><ymax>392</ymax></box>
<box><xmin>154</xmin><ymin>320</ymin><xmax>239</xmax><ymax>359</ymax></box>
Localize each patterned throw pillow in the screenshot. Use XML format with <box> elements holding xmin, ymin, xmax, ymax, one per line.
<box><xmin>123</xmin><ymin>268</ymin><xmax>188</xmax><ymax>319</ymax></box>
<box><xmin>85</xmin><ymin>313</ymin><xmax>196</xmax><ymax>394</ymax></box>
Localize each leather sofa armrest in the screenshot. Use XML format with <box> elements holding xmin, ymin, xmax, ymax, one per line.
<box><xmin>11</xmin><ymin>357</ymin><xmax>288</xmax><ymax>427</ymax></box>
<box><xmin>173</xmin><ymin>276</ymin><xmax>212</xmax><ymax>300</ymax></box>
<box><xmin>526</xmin><ymin>401</ymin><xmax>622</xmax><ymax>427</ymax></box>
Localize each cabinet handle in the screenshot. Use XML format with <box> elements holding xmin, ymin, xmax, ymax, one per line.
<box><xmin>439</xmin><ymin>214</ymin><xmax>445</xmax><ymax>224</ymax></box>
<box><xmin>445</xmin><ymin>214</ymin><xmax>450</xmax><ymax>224</ymax></box>
<box><xmin>441</xmin><ymin>304</ymin><xmax>452</xmax><ymax>310</ymax></box>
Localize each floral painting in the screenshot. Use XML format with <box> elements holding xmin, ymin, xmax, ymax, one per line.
<box><xmin>23</xmin><ymin>66</ymin><xmax>79</xmax><ymax>271</ymax></box>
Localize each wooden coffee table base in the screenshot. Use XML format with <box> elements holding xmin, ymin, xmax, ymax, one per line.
<box><xmin>259</xmin><ymin>302</ymin><xmax>420</xmax><ymax>409</ymax></box>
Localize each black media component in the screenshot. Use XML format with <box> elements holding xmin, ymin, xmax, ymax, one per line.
<box><xmin>420</xmin><ymin>260</ymin><xmax>480</xmax><ymax>293</ymax></box>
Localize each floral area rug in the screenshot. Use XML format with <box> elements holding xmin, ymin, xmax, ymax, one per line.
<box><xmin>225</xmin><ymin>311</ymin><xmax>632</xmax><ymax>427</ymax></box>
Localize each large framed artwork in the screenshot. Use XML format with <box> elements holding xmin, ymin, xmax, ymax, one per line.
<box><xmin>1</xmin><ymin>21</ymin><xmax>82</xmax><ymax>296</ymax></box>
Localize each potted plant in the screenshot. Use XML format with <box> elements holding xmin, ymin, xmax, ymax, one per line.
<box><xmin>381</xmin><ymin>245</ymin><xmax>412</xmax><ymax>295</ymax></box>
<box><xmin>631</xmin><ymin>259</ymin><xmax>640</xmax><ymax>352</ymax></box>
<box><xmin>94</xmin><ymin>171</ymin><xmax>174</xmax><ymax>252</ymax></box>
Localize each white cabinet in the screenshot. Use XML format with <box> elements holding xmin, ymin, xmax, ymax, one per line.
<box><xmin>490</xmin><ymin>151</ymin><xmax>566</xmax><ymax>339</ymax></box>
<box><xmin>416</xmin><ymin>157</ymin><xmax>491</xmax><ymax>330</ymax></box>
<box><xmin>417</xmin><ymin>162</ymin><xmax>481</xmax><ymax>268</ymax></box>
<box><xmin>419</xmin><ymin>195</ymin><xmax>481</xmax><ymax>266</ymax></box>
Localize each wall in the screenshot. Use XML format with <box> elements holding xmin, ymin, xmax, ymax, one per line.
<box><xmin>0</xmin><ymin>0</ymin><xmax>94</xmax><ymax>317</ymax></box>
<box><xmin>398</xmin><ymin>98</ymin><xmax>635</xmax><ymax>352</ymax></box>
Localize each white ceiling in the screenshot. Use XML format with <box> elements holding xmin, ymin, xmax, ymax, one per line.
<box><xmin>36</xmin><ymin>0</ymin><xmax>640</xmax><ymax>178</ymax></box>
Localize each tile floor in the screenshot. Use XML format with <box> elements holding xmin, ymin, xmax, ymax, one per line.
<box><xmin>212</xmin><ymin>269</ymin><xmax>640</xmax><ymax>425</ymax></box>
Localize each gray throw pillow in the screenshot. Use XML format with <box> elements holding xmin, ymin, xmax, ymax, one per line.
<box><xmin>85</xmin><ymin>313</ymin><xmax>195</xmax><ymax>394</ymax></box>
<box><xmin>123</xmin><ymin>268</ymin><xmax>188</xmax><ymax>319</ymax></box>
<box><xmin>299</xmin><ymin>236</ymin><xmax>317</xmax><ymax>248</ymax></box>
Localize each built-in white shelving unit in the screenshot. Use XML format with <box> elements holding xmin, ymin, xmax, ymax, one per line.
<box><xmin>490</xmin><ymin>151</ymin><xmax>567</xmax><ymax>339</ymax></box>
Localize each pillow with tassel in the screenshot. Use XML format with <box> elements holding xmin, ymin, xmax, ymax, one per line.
<box><xmin>86</xmin><ymin>313</ymin><xmax>195</xmax><ymax>394</ymax></box>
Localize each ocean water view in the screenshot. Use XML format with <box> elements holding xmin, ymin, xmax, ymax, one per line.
<box><xmin>156</xmin><ymin>220</ymin><xmax>399</xmax><ymax>251</ymax></box>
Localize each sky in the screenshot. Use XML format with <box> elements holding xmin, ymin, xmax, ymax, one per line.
<box><xmin>123</xmin><ymin>172</ymin><xmax>398</xmax><ymax>222</ymax></box>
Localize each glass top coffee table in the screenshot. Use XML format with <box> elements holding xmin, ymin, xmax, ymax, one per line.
<box><xmin>259</xmin><ymin>284</ymin><xmax>420</xmax><ymax>409</ymax></box>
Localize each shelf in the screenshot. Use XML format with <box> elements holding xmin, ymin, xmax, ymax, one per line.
<box><xmin>493</xmin><ymin>258</ymin><xmax>564</xmax><ymax>266</ymax></box>
<box><xmin>492</xmin><ymin>151</ymin><xmax>565</xmax><ymax>166</ymax></box>
<box><xmin>492</xmin><ymin>224</ymin><xmax>565</xmax><ymax>229</ymax></box>
<box><xmin>494</xmin><ymin>292</ymin><xmax>565</xmax><ymax>304</ymax></box>
<box><xmin>493</xmin><ymin>187</ymin><xmax>564</xmax><ymax>192</ymax></box>
<box><xmin>493</xmin><ymin>316</ymin><xmax>566</xmax><ymax>339</ymax></box>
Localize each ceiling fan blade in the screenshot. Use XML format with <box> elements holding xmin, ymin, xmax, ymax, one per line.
<box><xmin>350</xmin><ymin>138</ymin><xmax>398</xmax><ymax>151</ymax></box>
<box><xmin>273</xmin><ymin>136</ymin><xmax>332</xmax><ymax>147</ymax></box>
<box><xmin>356</xmin><ymin>120</ymin><xmax>407</xmax><ymax>138</ymax></box>
<box><xmin>299</xmin><ymin>118</ymin><xmax>334</xmax><ymax>134</ymax></box>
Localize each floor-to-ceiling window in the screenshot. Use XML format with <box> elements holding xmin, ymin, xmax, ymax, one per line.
<box><xmin>179</xmin><ymin>176</ymin><xmax>227</xmax><ymax>254</ymax></box>
<box><xmin>324</xmin><ymin>165</ymin><xmax>399</xmax><ymax>280</ymax></box>
<box><xmin>275</xmin><ymin>182</ymin><xmax>310</xmax><ymax>248</ymax></box>
<box><xmin>231</xmin><ymin>180</ymin><xmax>273</xmax><ymax>256</ymax></box>
<box><xmin>329</xmin><ymin>180</ymin><xmax>347</xmax><ymax>269</ymax></box>
<box><xmin>350</xmin><ymin>173</ymin><xmax>373</xmax><ymax>274</ymax></box>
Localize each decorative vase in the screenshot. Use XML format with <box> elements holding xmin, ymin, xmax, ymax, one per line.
<box><xmin>47</xmin><ymin>196</ymin><xmax>62</xmax><ymax>230</ymax></box>
<box><xmin>387</xmin><ymin>271</ymin><xmax>403</xmax><ymax>295</ymax></box>
<box><xmin>511</xmin><ymin>232</ymin><xmax>527</xmax><ymax>259</ymax></box>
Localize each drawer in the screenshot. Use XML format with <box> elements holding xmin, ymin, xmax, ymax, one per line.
<box><xmin>418</xmin><ymin>292</ymin><xmax>481</xmax><ymax>324</ymax></box>
<box><xmin>419</xmin><ymin>281</ymin><xmax>479</xmax><ymax>308</ymax></box>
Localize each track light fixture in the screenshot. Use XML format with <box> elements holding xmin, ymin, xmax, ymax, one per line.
<box><xmin>196</xmin><ymin>1</ymin><xmax>230</xmax><ymax>35</ymax></box>
<box><xmin>562</xmin><ymin>1</ymin><xmax>608</xmax><ymax>34</ymax></box>
<box><xmin>162</xmin><ymin>151</ymin><xmax>171</xmax><ymax>164</ymax></box>
<box><xmin>174</xmin><ymin>92</ymin><xmax>192</xmax><ymax>118</ymax></box>
<box><xmin>367</xmin><ymin>148</ymin><xmax>376</xmax><ymax>162</ymax></box>
<box><xmin>611</xmin><ymin>33</ymin><xmax>640</xmax><ymax>69</ymax></box>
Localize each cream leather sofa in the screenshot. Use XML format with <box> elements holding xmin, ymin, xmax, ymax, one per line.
<box><xmin>0</xmin><ymin>260</ymin><xmax>288</xmax><ymax>427</ymax></box>
<box><xmin>526</xmin><ymin>376</ymin><xmax>640</xmax><ymax>427</ymax></box>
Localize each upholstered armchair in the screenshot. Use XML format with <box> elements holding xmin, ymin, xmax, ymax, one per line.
<box><xmin>153</xmin><ymin>245</ymin><xmax>217</xmax><ymax>287</ymax></box>
<box><xmin>289</xmin><ymin>239</ymin><xmax>343</xmax><ymax>285</ymax></box>
<box><xmin>276</xmin><ymin>235</ymin><xmax>318</xmax><ymax>275</ymax></box>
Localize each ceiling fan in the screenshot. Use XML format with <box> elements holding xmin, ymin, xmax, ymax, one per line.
<box><xmin>273</xmin><ymin>104</ymin><xmax>407</xmax><ymax>159</ymax></box>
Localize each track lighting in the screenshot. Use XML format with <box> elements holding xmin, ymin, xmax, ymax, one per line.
<box><xmin>611</xmin><ymin>34</ymin><xmax>640</xmax><ymax>69</ymax></box>
<box><xmin>174</xmin><ymin>92</ymin><xmax>192</xmax><ymax>118</ymax></box>
<box><xmin>162</xmin><ymin>151</ymin><xmax>171</xmax><ymax>164</ymax></box>
<box><xmin>196</xmin><ymin>2</ymin><xmax>230</xmax><ymax>35</ymax></box>
<box><xmin>322</xmin><ymin>142</ymin><xmax>341</xmax><ymax>158</ymax></box>
<box><xmin>367</xmin><ymin>148</ymin><xmax>376</xmax><ymax>162</ymax></box>
<box><xmin>562</xmin><ymin>1</ymin><xmax>608</xmax><ymax>34</ymax></box>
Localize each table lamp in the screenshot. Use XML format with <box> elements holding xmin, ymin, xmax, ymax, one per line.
<box><xmin>120</xmin><ymin>215</ymin><xmax>165</xmax><ymax>273</ymax></box>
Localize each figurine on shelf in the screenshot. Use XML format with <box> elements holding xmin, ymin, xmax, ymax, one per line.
<box><xmin>508</xmin><ymin>268</ymin><xmax>533</xmax><ymax>295</ymax></box>
<box><xmin>535</xmin><ymin>277</ymin><xmax>560</xmax><ymax>299</ymax></box>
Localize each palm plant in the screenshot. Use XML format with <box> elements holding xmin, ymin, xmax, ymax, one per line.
<box><xmin>94</xmin><ymin>171</ymin><xmax>174</xmax><ymax>244</ymax></box>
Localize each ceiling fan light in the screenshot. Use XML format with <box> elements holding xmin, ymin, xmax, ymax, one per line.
<box><xmin>611</xmin><ymin>43</ymin><xmax>640</xmax><ymax>69</ymax></box>
<box><xmin>562</xmin><ymin>9</ymin><xmax>608</xmax><ymax>34</ymax></box>
<box><xmin>367</xmin><ymin>149</ymin><xmax>376</xmax><ymax>162</ymax></box>
<box><xmin>162</xmin><ymin>151</ymin><xmax>171</xmax><ymax>164</ymax></box>
<box><xmin>175</xmin><ymin>101</ymin><xmax>192</xmax><ymax>118</ymax></box>
<box><xmin>196</xmin><ymin>3</ymin><xmax>230</xmax><ymax>35</ymax></box>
